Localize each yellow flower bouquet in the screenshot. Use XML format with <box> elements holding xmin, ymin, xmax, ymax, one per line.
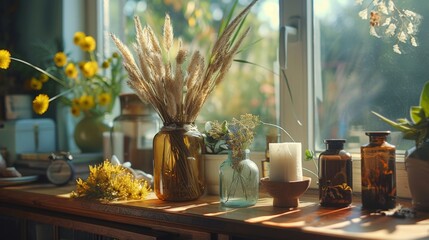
<box><xmin>0</xmin><ymin>31</ymin><xmax>125</xmax><ymax>117</ymax></box>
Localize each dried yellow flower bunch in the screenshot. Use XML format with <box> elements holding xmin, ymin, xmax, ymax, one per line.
<box><xmin>356</xmin><ymin>0</ymin><xmax>422</xmax><ymax>54</ymax></box>
<box><xmin>71</xmin><ymin>160</ymin><xmax>150</xmax><ymax>202</ymax></box>
<box><xmin>111</xmin><ymin>0</ymin><xmax>257</xmax><ymax>124</ymax></box>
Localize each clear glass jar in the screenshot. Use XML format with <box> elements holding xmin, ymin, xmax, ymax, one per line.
<box><xmin>111</xmin><ymin>94</ymin><xmax>160</xmax><ymax>175</ymax></box>
<box><xmin>361</xmin><ymin>131</ymin><xmax>396</xmax><ymax>209</ymax></box>
<box><xmin>220</xmin><ymin>149</ymin><xmax>259</xmax><ymax>207</ymax></box>
<box><xmin>318</xmin><ymin>139</ymin><xmax>352</xmax><ymax>207</ymax></box>
<box><xmin>153</xmin><ymin>122</ymin><xmax>205</xmax><ymax>201</ymax></box>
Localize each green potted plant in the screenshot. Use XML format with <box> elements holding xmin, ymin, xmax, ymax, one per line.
<box><xmin>372</xmin><ymin>81</ymin><xmax>429</xmax><ymax>212</ymax></box>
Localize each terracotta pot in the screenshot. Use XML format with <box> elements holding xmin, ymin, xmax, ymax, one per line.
<box><xmin>405</xmin><ymin>143</ymin><xmax>429</xmax><ymax>212</ymax></box>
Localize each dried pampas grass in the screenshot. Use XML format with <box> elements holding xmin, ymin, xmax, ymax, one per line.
<box><xmin>111</xmin><ymin>0</ymin><xmax>257</xmax><ymax>124</ymax></box>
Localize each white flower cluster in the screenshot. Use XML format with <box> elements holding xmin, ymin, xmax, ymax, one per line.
<box><xmin>356</xmin><ymin>0</ymin><xmax>422</xmax><ymax>54</ymax></box>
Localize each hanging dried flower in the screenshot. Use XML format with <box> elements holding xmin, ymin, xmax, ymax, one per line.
<box><xmin>356</xmin><ymin>0</ymin><xmax>422</xmax><ymax>54</ymax></box>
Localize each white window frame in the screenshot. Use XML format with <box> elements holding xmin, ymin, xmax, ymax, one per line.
<box><xmin>279</xmin><ymin>0</ymin><xmax>318</xmax><ymax>187</ymax></box>
<box><xmin>279</xmin><ymin>0</ymin><xmax>313</xmax><ymax>150</ymax></box>
<box><xmin>280</xmin><ymin>0</ymin><xmax>411</xmax><ymax>197</ymax></box>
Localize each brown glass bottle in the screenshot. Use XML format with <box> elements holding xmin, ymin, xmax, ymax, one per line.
<box><xmin>361</xmin><ymin>131</ymin><xmax>396</xmax><ymax>210</ymax></box>
<box><xmin>318</xmin><ymin>139</ymin><xmax>353</xmax><ymax>207</ymax></box>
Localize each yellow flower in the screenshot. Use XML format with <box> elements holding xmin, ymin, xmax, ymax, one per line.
<box><xmin>195</xmin><ymin>9</ymin><xmax>202</xmax><ymax>18</ymax></box>
<box><xmin>72</xmin><ymin>97</ymin><xmax>80</xmax><ymax>106</ymax></box>
<box><xmin>188</xmin><ymin>17</ymin><xmax>196</xmax><ymax>27</ymax></box>
<box><xmin>30</xmin><ymin>77</ymin><xmax>43</xmax><ymax>90</ymax></box>
<box><xmin>79</xmin><ymin>95</ymin><xmax>95</xmax><ymax>110</ymax></box>
<box><xmin>91</xmin><ymin>61</ymin><xmax>99</xmax><ymax>73</ymax></box>
<box><xmin>33</xmin><ymin>94</ymin><xmax>50</xmax><ymax>115</ymax></box>
<box><xmin>71</xmin><ymin>105</ymin><xmax>81</xmax><ymax>117</ymax></box>
<box><xmin>39</xmin><ymin>73</ymin><xmax>49</xmax><ymax>83</ymax></box>
<box><xmin>70</xmin><ymin>160</ymin><xmax>150</xmax><ymax>201</ymax></box>
<box><xmin>80</xmin><ymin>36</ymin><xmax>96</xmax><ymax>52</ymax></box>
<box><xmin>54</xmin><ymin>52</ymin><xmax>67</xmax><ymax>67</ymax></box>
<box><xmin>0</xmin><ymin>49</ymin><xmax>11</xmax><ymax>69</ymax></box>
<box><xmin>98</xmin><ymin>93</ymin><xmax>111</xmax><ymax>106</ymax></box>
<box><xmin>65</xmin><ymin>63</ymin><xmax>78</xmax><ymax>79</ymax></box>
<box><xmin>82</xmin><ymin>61</ymin><xmax>98</xmax><ymax>78</ymax></box>
<box><xmin>73</xmin><ymin>32</ymin><xmax>86</xmax><ymax>46</ymax></box>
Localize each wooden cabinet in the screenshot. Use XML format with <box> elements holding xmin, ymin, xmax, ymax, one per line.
<box><xmin>1</xmin><ymin>184</ymin><xmax>429</xmax><ymax>240</ymax></box>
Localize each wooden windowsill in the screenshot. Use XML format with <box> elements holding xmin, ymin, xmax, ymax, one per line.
<box><xmin>0</xmin><ymin>183</ymin><xmax>428</xmax><ymax>240</ymax></box>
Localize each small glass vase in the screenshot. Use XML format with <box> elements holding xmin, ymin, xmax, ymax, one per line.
<box><xmin>219</xmin><ymin>149</ymin><xmax>259</xmax><ymax>207</ymax></box>
<box><xmin>74</xmin><ymin>113</ymin><xmax>109</xmax><ymax>153</ymax></box>
<box><xmin>153</xmin><ymin>122</ymin><xmax>205</xmax><ymax>201</ymax></box>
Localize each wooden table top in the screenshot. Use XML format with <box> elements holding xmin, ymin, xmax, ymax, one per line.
<box><xmin>0</xmin><ymin>184</ymin><xmax>428</xmax><ymax>240</ymax></box>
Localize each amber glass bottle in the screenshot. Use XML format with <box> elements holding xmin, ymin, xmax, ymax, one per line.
<box><xmin>361</xmin><ymin>131</ymin><xmax>396</xmax><ymax>210</ymax></box>
<box><xmin>318</xmin><ymin>139</ymin><xmax>352</xmax><ymax>207</ymax></box>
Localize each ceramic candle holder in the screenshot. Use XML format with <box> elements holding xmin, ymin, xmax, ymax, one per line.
<box><xmin>261</xmin><ymin>177</ymin><xmax>311</xmax><ymax>208</ymax></box>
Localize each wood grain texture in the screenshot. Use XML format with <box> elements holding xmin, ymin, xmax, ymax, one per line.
<box><xmin>0</xmin><ymin>184</ymin><xmax>428</xmax><ymax>240</ymax></box>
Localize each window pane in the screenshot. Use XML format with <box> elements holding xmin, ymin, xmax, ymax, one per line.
<box><xmin>108</xmin><ymin>0</ymin><xmax>279</xmax><ymax>150</ymax></box>
<box><xmin>313</xmin><ymin>0</ymin><xmax>427</xmax><ymax>152</ymax></box>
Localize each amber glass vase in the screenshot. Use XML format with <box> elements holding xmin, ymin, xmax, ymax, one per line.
<box><xmin>361</xmin><ymin>131</ymin><xmax>396</xmax><ymax>210</ymax></box>
<box><xmin>153</xmin><ymin>123</ymin><xmax>205</xmax><ymax>201</ymax></box>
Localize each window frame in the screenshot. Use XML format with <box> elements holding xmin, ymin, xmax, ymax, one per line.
<box><xmin>280</xmin><ymin>0</ymin><xmax>411</xmax><ymax>197</ymax></box>
<box><xmin>279</xmin><ymin>0</ymin><xmax>317</xmax><ymax>187</ymax></box>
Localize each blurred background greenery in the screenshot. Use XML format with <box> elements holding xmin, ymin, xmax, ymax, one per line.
<box><xmin>108</xmin><ymin>0</ymin><xmax>280</xmax><ymax>151</ymax></box>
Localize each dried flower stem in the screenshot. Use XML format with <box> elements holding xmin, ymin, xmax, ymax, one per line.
<box><xmin>111</xmin><ymin>0</ymin><xmax>258</xmax><ymax>124</ymax></box>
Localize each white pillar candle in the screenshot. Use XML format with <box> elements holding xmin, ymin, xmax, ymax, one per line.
<box><xmin>269</xmin><ymin>142</ymin><xmax>303</xmax><ymax>182</ymax></box>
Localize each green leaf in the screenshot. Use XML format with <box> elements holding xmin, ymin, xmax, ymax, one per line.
<box><xmin>221</xmin><ymin>120</ymin><xmax>229</xmax><ymax>133</ymax></box>
<box><xmin>305</xmin><ymin>149</ymin><xmax>314</xmax><ymax>161</ymax></box>
<box><xmin>218</xmin><ymin>0</ymin><xmax>238</xmax><ymax>36</ymax></box>
<box><xmin>397</xmin><ymin>118</ymin><xmax>411</xmax><ymax>125</ymax></box>
<box><xmin>230</xmin><ymin>13</ymin><xmax>249</xmax><ymax>48</ymax></box>
<box><xmin>371</xmin><ymin>111</ymin><xmax>413</xmax><ymax>132</ymax></box>
<box><xmin>420</xmin><ymin>81</ymin><xmax>429</xmax><ymax>118</ymax></box>
<box><xmin>410</xmin><ymin>106</ymin><xmax>423</xmax><ymax>124</ymax></box>
<box><xmin>234</xmin><ymin>59</ymin><xmax>276</xmax><ymax>75</ymax></box>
